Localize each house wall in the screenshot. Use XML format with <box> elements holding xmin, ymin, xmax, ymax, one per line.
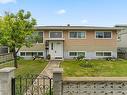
<box><xmin>18</xmin><ymin>29</ymin><xmax>118</xmax><ymax>59</ymax></box>
<box><xmin>63</xmin><ymin>30</ymin><xmax>117</xmax><ymax>59</ymax></box>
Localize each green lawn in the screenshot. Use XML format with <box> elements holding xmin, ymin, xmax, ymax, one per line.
<box><xmin>0</xmin><ymin>59</ymin><xmax>48</xmax><ymax>95</ymax></box>
<box><xmin>61</xmin><ymin>59</ymin><xmax>127</xmax><ymax>77</ymax></box>
<box><xmin>0</xmin><ymin>59</ymin><xmax>48</xmax><ymax>77</ymax></box>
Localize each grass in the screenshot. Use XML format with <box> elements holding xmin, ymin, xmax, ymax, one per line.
<box><xmin>0</xmin><ymin>59</ymin><xmax>48</xmax><ymax>77</ymax></box>
<box><xmin>0</xmin><ymin>59</ymin><xmax>48</xmax><ymax>95</ymax></box>
<box><xmin>61</xmin><ymin>59</ymin><xmax>127</xmax><ymax>77</ymax></box>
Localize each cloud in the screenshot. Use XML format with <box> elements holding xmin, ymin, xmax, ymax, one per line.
<box><xmin>81</xmin><ymin>19</ymin><xmax>88</xmax><ymax>24</ymax></box>
<box><xmin>57</xmin><ymin>9</ymin><xmax>66</xmax><ymax>15</ymax></box>
<box><xmin>0</xmin><ymin>0</ymin><xmax>16</xmax><ymax>4</ymax></box>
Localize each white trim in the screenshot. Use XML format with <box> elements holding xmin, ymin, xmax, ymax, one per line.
<box><xmin>95</xmin><ymin>51</ymin><xmax>112</xmax><ymax>57</ymax></box>
<box><xmin>68</xmin><ymin>51</ymin><xmax>86</xmax><ymax>57</ymax></box>
<box><xmin>19</xmin><ymin>51</ymin><xmax>44</xmax><ymax>57</ymax></box>
<box><xmin>95</xmin><ymin>31</ymin><xmax>112</xmax><ymax>39</ymax></box>
<box><xmin>49</xmin><ymin>31</ymin><xmax>63</xmax><ymax>38</ymax></box>
<box><xmin>68</xmin><ymin>31</ymin><xmax>86</xmax><ymax>39</ymax></box>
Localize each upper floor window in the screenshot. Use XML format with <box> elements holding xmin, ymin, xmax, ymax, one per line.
<box><xmin>37</xmin><ymin>32</ymin><xmax>43</xmax><ymax>43</ymax></box>
<box><xmin>26</xmin><ymin>31</ymin><xmax>43</xmax><ymax>43</ymax></box>
<box><xmin>50</xmin><ymin>32</ymin><xmax>63</xmax><ymax>38</ymax></box>
<box><xmin>96</xmin><ymin>31</ymin><xmax>112</xmax><ymax>39</ymax></box>
<box><xmin>69</xmin><ymin>32</ymin><xmax>86</xmax><ymax>39</ymax></box>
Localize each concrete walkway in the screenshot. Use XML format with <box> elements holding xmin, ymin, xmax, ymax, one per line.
<box><xmin>40</xmin><ymin>60</ymin><xmax>61</xmax><ymax>78</ymax></box>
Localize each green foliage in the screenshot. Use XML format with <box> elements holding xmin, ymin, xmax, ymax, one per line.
<box><xmin>0</xmin><ymin>9</ymin><xmax>36</xmax><ymax>67</ymax></box>
<box><xmin>76</xmin><ymin>55</ymin><xmax>84</xmax><ymax>61</ymax></box>
<box><xmin>47</xmin><ymin>54</ymin><xmax>51</xmax><ymax>60</ymax></box>
<box><xmin>79</xmin><ymin>60</ymin><xmax>94</xmax><ymax>68</ymax></box>
<box><xmin>0</xmin><ymin>9</ymin><xmax>36</xmax><ymax>50</ymax></box>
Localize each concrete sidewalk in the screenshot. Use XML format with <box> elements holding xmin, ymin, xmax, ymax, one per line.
<box><xmin>40</xmin><ymin>60</ymin><xmax>61</xmax><ymax>78</ymax></box>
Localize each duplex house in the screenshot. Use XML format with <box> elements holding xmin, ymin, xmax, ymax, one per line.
<box><xmin>18</xmin><ymin>25</ymin><xmax>121</xmax><ymax>60</ymax></box>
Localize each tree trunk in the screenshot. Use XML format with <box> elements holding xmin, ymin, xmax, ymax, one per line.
<box><xmin>13</xmin><ymin>47</ymin><xmax>18</xmax><ymax>68</ymax></box>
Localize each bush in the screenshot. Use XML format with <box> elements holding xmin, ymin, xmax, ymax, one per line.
<box><xmin>47</xmin><ymin>54</ymin><xmax>51</xmax><ymax>60</ymax></box>
<box><xmin>79</xmin><ymin>60</ymin><xmax>93</xmax><ymax>68</ymax></box>
<box><xmin>75</xmin><ymin>55</ymin><xmax>84</xmax><ymax>61</ymax></box>
<box><xmin>104</xmin><ymin>57</ymin><xmax>117</xmax><ymax>61</ymax></box>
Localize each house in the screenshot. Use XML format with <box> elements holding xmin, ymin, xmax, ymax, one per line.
<box><xmin>18</xmin><ymin>25</ymin><xmax>121</xmax><ymax>60</ymax></box>
<box><xmin>115</xmin><ymin>25</ymin><xmax>127</xmax><ymax>50</ymax></box>
<box><xmin>115</xmin><ymin>25</ymin><xmax>127</xmax><ymax>58</ymax></box>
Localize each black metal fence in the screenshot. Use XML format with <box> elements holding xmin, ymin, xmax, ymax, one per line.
<box><xmin>0</xmin><ymin>53</ymin><xmax>13</xmax><ymax>63</ymax></box>
<box><xmin>11</xmin><ymin>74</ymin><xmax>53</xmax><ymax>95</ymax></box>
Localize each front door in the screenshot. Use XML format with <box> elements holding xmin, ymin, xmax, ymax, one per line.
<box><xmin>49</xmin><ymin>41</ymin><xmax>63</xmax><ymax>59</ymax></box>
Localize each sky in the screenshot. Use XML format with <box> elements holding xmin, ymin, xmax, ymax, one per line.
<box><xmin>0</xmin><ymin>0</ymin><xmax>127</xmax><ymax>26</ymax></box>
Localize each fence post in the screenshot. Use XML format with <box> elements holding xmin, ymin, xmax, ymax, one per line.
<box><xmin>53</xmin><ymin>68</ymin><xmax>63</xmax><ymax>95</ymax></box>
<box><xmin>0</xmin><ymin>67</ymin><xmax>16</xmax><ymax>95</ymax></box>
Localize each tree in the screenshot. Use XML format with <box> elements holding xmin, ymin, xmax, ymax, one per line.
<box><xmin>0</xmin><ymin>10</ymin><xmax>36</xmax><ymax>68</ymax></box>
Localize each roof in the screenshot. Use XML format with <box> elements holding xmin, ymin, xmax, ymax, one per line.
<box><xmin>35</xmin><ymin>25</ymin><xmax>123</xmax><ymax>30</ymax></box>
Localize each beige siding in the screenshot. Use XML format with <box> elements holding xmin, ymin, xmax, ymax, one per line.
<box><xmin>64</xmin><ymin>30</ymin><xmax>117</xmax><ymax>51</ymax></box>
<box><xmin>20</xmin><ymin>43</ymin><xmax>45</xmax><ymax>51</ymax></box>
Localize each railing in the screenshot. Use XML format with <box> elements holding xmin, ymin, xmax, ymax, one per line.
<box><xmin>12</xmin><ymin>74</ymin><xmax>53</xmax><ymax>95</ymax></box>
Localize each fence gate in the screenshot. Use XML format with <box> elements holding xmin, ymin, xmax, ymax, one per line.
<box><xmin>11</xmin><ymin>74</ymin><xmax>53</xmax><ymax>95</ymax></box>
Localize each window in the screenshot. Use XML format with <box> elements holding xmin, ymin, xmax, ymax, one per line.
<box><xmin>20</xmin><ymin>51</ymin><xmax>43</xmax><ymax>57</ymax></box>
<box><xmin>51</xmin><ymin>43</ymin><xmax>53</xmax><ymax>50</ymax></box>
<box><xmin>50</xmin><ymin>32</ymin><xmax>62</xmax><ymax>38</ymax></box>
<box><xmin>104</xmin><ymin>52</ymin><xmax>111</xmax><ymax>56</ymax></box>
<box><xmin>70</xmin><ymin>32</ymin><xmax>85</xmax><ymax>38</ymax></box>
<box><xmin>26</xmin><ymin>52</ymin><xmax>32</xmax><ymax>56</ymax></box>
<box><xmin>32</xmin><ymin>52</ymin><xmax>37</xmax><ymax>56</ymax></box>
<box><xmin>69</xmin><ymin>52</ymin><xmax>77</xmax><ymax>57</ymax></box>
<box><xmin>96</xmin><ymin>52</ymin><xmax>103</xmax><ymax>56</ymax></box>
<box><xmin>96</xmin><ymin>32</ymin><xmax>111</xmax><ymax>39</ymax></box>
<box><xmin>78</xmin><ymin>52</ymin><xmax>85</xmax><ymax>57</ymax></box>
<box><xmin>69</xmin><ymin>51</ymin><xmax>85</xmax><ymax>57</ymax></box>
<box><xmin>38</xmin><ymin>52</ymin><xmax>43</xmax><ymax>56</ymax></box>
<box><xmin>70</xmin><ymin>32</ymin><xmax>77</xmax><ymax>38</ymax></box>
<box><xmin>37</xmin><ymin>32</ymin><xmax>43</xmax><ymax>43</ymax></box>
<box><xmin>26</xmin><ymin>32</ymin><xmax>43</xmax><ymax>43</ymax></box>
<box><xmin>96</xmin><ymin>51</ymin><xmax>112</xmax><ymax>57</ymax></box>
<box><xmin>20</xmin><ymin>52</ymin><xmax>25</xmax><ymax>56</ymax></box>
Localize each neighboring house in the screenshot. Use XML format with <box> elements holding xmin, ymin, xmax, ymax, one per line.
<box><xmin>115</xmin><ymin>25</ymin><xmax>127</xmax><ymax>50</ymax></box>
<box><xmin>18</xmin><ymin>25</ymin><xmax>121</xmax><ymax>60</ymax></box>
<box><xmin>115</xmin><ymin>25</ymin><xmax>127</xmax><ymax>58</ymax></box>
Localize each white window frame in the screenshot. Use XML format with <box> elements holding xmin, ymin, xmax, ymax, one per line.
<box><xmin>96</xmin><ymin>51</ymin><xmax>112</xmax><ymax>57</ymax></box>
<box><xmin>68</xmin><ymin>51</ymin><xmax>86</xmax><ymax>57</ymax></box>
<box><xmin>19</xmin><ymin>51</ymin><xmax>44</xmax><ymax>57</ymax></box>
<box><xmin>68</xmin><ymin>31</ymin><xmax>86</xmax><ymax>39</ymax></box>
<box><xmin>49</xmin><ymin>31</ymin><xmax>63</xmax><ymax>38</ymax></box>
<box><xmin>95</xmin><ymin>31</ymin><xmax>112</xmax><ymax>39</ymax></box>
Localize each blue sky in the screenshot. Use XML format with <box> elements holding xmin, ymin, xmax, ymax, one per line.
<box><xmin>0</xmin><ymin>0</ymin><xmax>127</xmax><ymax>26</ymax></box>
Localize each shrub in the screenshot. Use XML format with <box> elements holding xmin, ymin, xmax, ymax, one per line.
<box><xmin>79</xmin><ymin>60</ymin><xmax>93</xmax><ymax>68</ymax></box>
<box><xmin>76</xmin><ymin>55</ymin><xmax>84</xmax><ymax>61</ymax></box>
<box><xmin>47</xmin><ymin>54</ymin><xmax>51</xmax><ymax>60</ymax></box>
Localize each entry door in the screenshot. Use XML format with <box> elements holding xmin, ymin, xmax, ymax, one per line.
<box><xmin>49</xmin><ymin>41</ymin><xmax>63</xmax><ymax>59</ymax></box>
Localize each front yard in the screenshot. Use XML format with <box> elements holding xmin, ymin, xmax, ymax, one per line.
<box><xmin>61</xmin><ymin>59</ymin><xmax>127</xmax><ymax>77</ymax></box>
<box><xmin>0</xmin><ymin>59</ymin><xmax>48</xmax><ymax>76</ymax></box>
